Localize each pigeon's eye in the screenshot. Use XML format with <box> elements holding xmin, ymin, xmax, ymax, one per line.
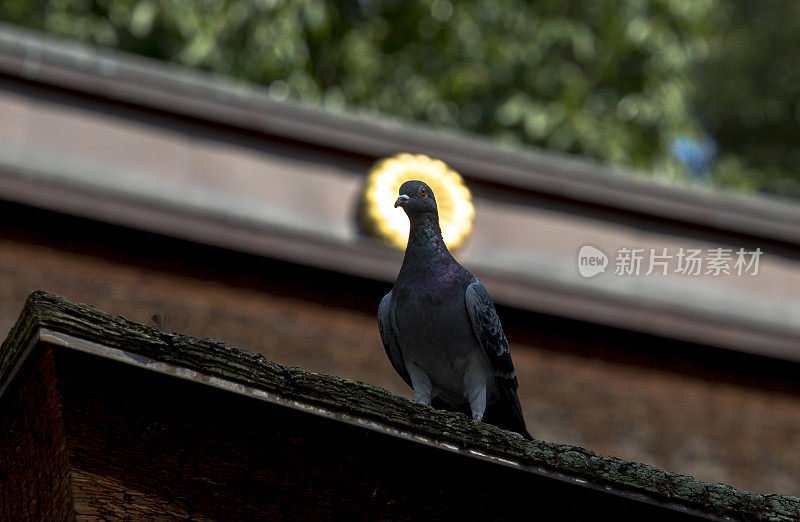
<box><xmin>418</xmin><ymin>187</ymin><xmax>427</xmax><ymax>197</ymax></box>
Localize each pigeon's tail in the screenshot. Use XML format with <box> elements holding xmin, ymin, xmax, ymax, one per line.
<box><xmin>485</xmin><ymin>385</ymin><xmax>533</xmax><ymax>440</ymax></box>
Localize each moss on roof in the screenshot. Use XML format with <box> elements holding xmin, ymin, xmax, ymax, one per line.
<box><xmin>2</xmin><ymin>290</ymin><xmax>799</xmax><ymax>521</ymax></box>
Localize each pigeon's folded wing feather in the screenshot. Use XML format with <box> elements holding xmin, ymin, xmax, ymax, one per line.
<box><xmin>378</xmin><ymin>292</ymin><xmax>412</xmax><ymax>387</ymax></box>
<box><xmin>466</xmin><ymin>281</ymin><xmax>532</xmax><ymax>439</ymax></box>
<box><xmin>465</xmin><ymin>281</ymin><xmax>518</xmax><ymax>387</ymax></box>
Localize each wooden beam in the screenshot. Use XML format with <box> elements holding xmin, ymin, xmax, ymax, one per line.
<box><xmin>0</xmin><ymin>22</ymin><xmax>799</xmax><ymax>245</ymax></box>
<box><xmin>0</xmin><ymin>345</ymin><xmax>75</xmax><ymax>521</ymax></box>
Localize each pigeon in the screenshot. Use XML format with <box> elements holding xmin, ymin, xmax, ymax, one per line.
<box><xmin>379</xmin><ymin>180</ymin><xmax>532</xmax><ymax>440</ymax></box>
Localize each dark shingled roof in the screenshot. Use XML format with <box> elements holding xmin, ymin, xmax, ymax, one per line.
<box><xmin>2</xmin><ymin>290</ymin><xmax>799</xmax><ymax>521</ymax></box>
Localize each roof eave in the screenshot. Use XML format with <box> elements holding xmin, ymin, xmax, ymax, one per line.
<box><xmin>1</xmin><ymin>290</ymin><xmax>798</xmax><ymax>521</ymax></box>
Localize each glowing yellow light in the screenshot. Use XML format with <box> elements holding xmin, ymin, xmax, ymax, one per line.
<box><xmin>363</xmin><ymin>153</ymin><xmax>475</xmax><ymax>250</ymax></box>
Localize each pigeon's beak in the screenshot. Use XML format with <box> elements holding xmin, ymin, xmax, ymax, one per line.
<box><xmin>394</xmin><ymin>194</ymin><xmax>410</xmax><ymax>208</ymax></box>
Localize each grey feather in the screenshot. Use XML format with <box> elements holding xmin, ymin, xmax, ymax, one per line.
<box><xmin>465</xmin><ymin>281</ymin><xmax>518</xmax><ymax>383</ymax></box>
<box><xmin>378</xmin><ymin>291</ymin><xmax>411</xmax><ymax>387</ymax></box>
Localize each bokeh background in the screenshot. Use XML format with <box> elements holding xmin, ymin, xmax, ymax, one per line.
<box><xmin>1</xmin><ymin>0</ymin><xmax>800</xmax><ymax>499</ymax></box>
<box><xmin>2</xmin><ymin>0</ymin><xmax>799</xmax><ymax>197</ymax></box>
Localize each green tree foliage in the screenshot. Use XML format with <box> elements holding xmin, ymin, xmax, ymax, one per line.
<box><xmin>1</xmin><ymin>0</ymin><xmax>796</xmax><ymax>197</ymax></box>
<box><xmin>700</xmin><ymin>0</ymin><xmax>800</xmax><ymax>198</ymax></box>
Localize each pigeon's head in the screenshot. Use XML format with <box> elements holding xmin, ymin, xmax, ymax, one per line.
<box><xmin>394</xmin><ymin>180</ymin><xmax>438</xmax><ymax>217</ymax></box>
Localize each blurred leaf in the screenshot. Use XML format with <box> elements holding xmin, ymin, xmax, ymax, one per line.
<box><xmin>1</xmin><ymin>0</ymin><xmax>797</xmax><ymax>197</ymax></box>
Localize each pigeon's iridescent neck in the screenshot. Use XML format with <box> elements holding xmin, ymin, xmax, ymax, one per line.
<box><xmin>399</xmin><ymin>213</ymin><xmax>456</xmax><ymax>281</ymax></box>
<box><xmin>408</xmin><ymin>213</ymin><xmax>446</xmax><ymax>252</ymax></box>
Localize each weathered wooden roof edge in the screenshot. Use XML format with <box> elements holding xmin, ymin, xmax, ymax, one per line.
<box><xmin>1</xmin><ymin>22</ymin><xmax>800</xmax><ymax>246</ymax></box>
<box><xmin>2</xmin><ymin>290</ymin><xmax>798</xmax><ymax>521</ymax></box>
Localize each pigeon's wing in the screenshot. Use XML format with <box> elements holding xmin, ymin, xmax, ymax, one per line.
<box><xmin>378</xmin><ymin>291</ymin><xmax>412</xmax><ymax>387</ymax></box>
<box><xmin>464</xmin><ymin>281</ymin><xmax>518</xmax><ymax>387</ymax></box>
<box><xmin>466</xmin><ymin>281</ymin><xmax>532</xmax><ymax>439</ymax></box>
